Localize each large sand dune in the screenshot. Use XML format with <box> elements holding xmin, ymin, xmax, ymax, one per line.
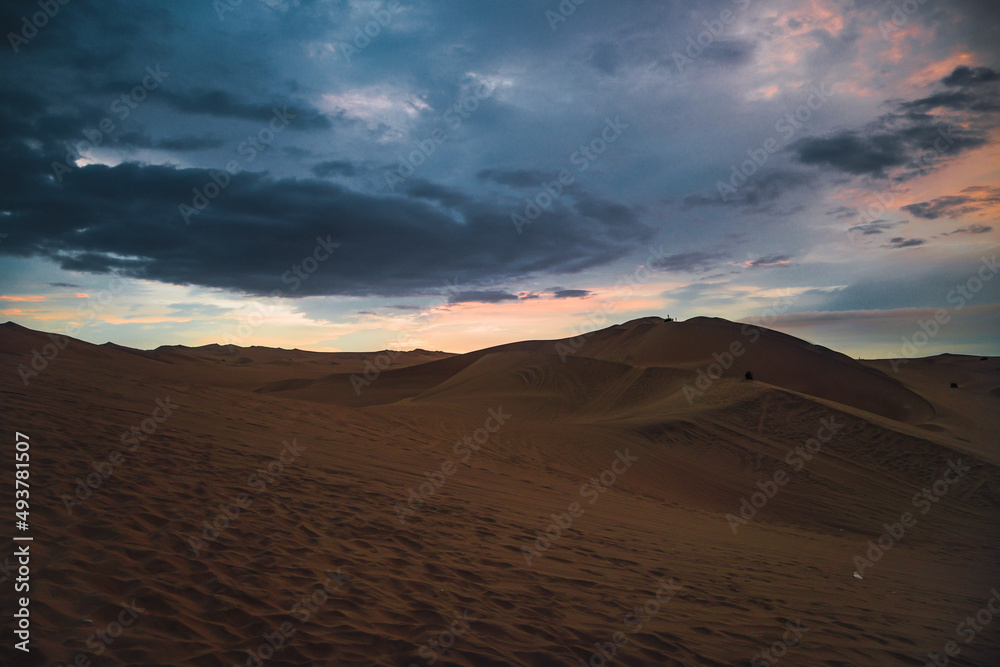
<box><xmin>1</xmin><ymin>318</ymin><xmax>998</xmax><ymax>666</ymax></box>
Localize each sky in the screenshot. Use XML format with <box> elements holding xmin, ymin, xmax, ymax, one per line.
<box><xmin>0</xmin><ymin>0</ymin><xmax>998</xmax><ymax>358</ymax></box>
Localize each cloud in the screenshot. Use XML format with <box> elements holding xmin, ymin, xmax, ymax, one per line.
<box><xmin>651</xmin><ymin>251</ymin><xmax>728</xmax><ymax>273</ymax></box>
<box><xmin>792</xmin><ymin>123</ymin><xmax>988</xmax><ymax>178</ymax></box>
<box><xmin>160</xmin><ymin>89</ymin><xmax>333</xmax><ymax>131</ymax></box>
<box><xmin>682</xmin><ymin>171</ymin><xmax>816</xmax><ymax>210</ymax></box>
<box><xmin>0</xmin><ymin>295</ymin><xmax>46</xmax><ymax>302</ymax></box>
<box><xmin>942</xmin><ymin>66</ymin><xmax>999</xmax><ymax>87</ymax></box>
<box><xmin>793</xmin><ymin>66</ymin><xmax>999</xmax><ymax>179</ymax></box>
<box><xmin>827</xmin><ymin>205</ymin><xmax>858</xmax><ymax>219</ymax></box>
<box><xmin>901</xmin><ymin>186</ymin><xmax>1000</xmax><ymax>219</ymax></box>
<box><xmin>551</xmin><ymin>289</ymin><xmax>591</xmax><ymax>299</ymax></box>
<box><xmin>745</xmin><ymin>254</ymin><xmax>792</xmax><ymax>268</ymax></box>
<box><xmin>588</xmin><ymin>42</ymin><xmax>622</xmax><ymax>76</ymax></box>
<box><xmin>476</xmin><ymin>169</ymin><xmax>547</xmax><ymax>188</ymax></box>
<box><xmin>793</xmin><ymin>132</ymin><xmax>904</xmax><ymax>176</ymax></box>
<box><xmin>114</xmin><ymin>132</ymin><xmax>226</xmax><ymax>151</ymax></box>
<box><xmin>884</xmin><ymin>237</ymin><xmax>926</xmax><ymax>249</ymax></box>
<box><xmin>944</xmin><ymin>224</ymin><xmax>993</xmax><ymax>236</ymax></box>
<box><xmin>848</xmin><ymin>220</ymin><xmax>900</xmax><ymax>235</ymax></box>
<box><xmin>311</xmin><ymin>160</ymin><xmax>357</xmax><ymax>178</ymax></box>
<box><xmin>404</xmin><ymin>180</ymin><xmax>474</xmax><ymax>208</ymax></box>
<box><xmin>447</xmin><ymin>290</ymin><xmax>519</xmax><ymax>304</ymax></box>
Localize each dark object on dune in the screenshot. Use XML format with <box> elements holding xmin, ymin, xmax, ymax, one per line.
<box><xmin>982</xmin><ymin>357</ymin><xmax>989</xmax><ymax>361</ymax></box>
<box><xmin>950</xmin><ymin>382</ymin><xmax>959</xmax><ymax>388</ymax></box>
<box><xmin>745</xmin><ymin>371</ymin><xmax>753</xmax><ymax>380</ymax></box>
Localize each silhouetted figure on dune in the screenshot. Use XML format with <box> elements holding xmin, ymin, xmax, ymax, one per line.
<box><xmin>745</xmin><ymin>370</ymin><xmax>753</xmax><ymax>381</ymax></box>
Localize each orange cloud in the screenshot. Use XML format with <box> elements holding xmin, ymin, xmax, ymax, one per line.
<box><xmin>0</xmin><ymin>295</ymin><xmax>45</xmax><ymax>302</ymax></box>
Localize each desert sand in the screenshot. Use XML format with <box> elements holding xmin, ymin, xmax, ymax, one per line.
<box><xmin>1</xmin><ymin>316</ymin><xmax>998</xmax><ymax>666</ymax></box>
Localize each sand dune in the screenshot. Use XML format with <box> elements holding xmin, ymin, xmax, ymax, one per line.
<box><xmin>1</xmin><ymin>318</ymin><xmax>998</xmax><ymax>666</ymax></box>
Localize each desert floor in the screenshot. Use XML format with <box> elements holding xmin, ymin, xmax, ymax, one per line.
<box><xmin>1</xmin><ymin>316</ymin><xmax>998</xmax><ymax>666</ymax></box>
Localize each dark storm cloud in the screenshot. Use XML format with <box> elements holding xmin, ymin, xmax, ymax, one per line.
<box><xmin>0</xmin><ymin>150</ymin><xmax>653</xmax><ymax>298</ymax></box>
<box><xmin>476</xmin><ymin>169</ymin><xmax>549</xmax><ymax>189</ymax></box>
<box><xmin>114</xmin><ymin>131</ymin><xmax>226</xmax><ymax>151</ymax></box>
<box><xmin>901</xmin><ymin>186</ymin><xmax>1000</xmax><ymax>219</ymax></box>
<box><xmin>902</xmin><ymin>91</ymin><xmax>1000</xmax><ymax>113</ymax></box>
<box><xmin>793</xmin><ymin>132</ymin><xmax>909</xmax><ymax>176</ymax></box>
<box><xmin>159</xmin><ymin>89</ymin><xmax>334</xmax><ymax>130</ymax></box>
<box><xmin>792</xmin><ymin>65</ymin><xmax>998</xmax><ymax>179</ymax></box>
<box><xmin>155</xmin><ymin>135</ymin><xmax>227</xmax><ymax>151</ymax></box>
<box><xmin>0</xmin><ymin>0</ymin><xmax>669</xmax><ymax>303</ymax></box>
<box><xmin>791</xmin><ymin>123</ymin><xmax>987</xmax><ymax>177</ymax></box>
<box><xmin>404</xmin><ymin>180</ymin><xmax>474</xmax><ymax>208</ymax></box>
<box><xmin>942</xmin><ymin>66</ymin><xmax>999</xmax><ymax>87</ymax></box>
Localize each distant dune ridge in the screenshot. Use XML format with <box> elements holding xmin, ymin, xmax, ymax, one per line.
<box><xmin>1</xmin><ymin>317</ymin><xmax>998</xmax><ymax>666</ymax></box>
